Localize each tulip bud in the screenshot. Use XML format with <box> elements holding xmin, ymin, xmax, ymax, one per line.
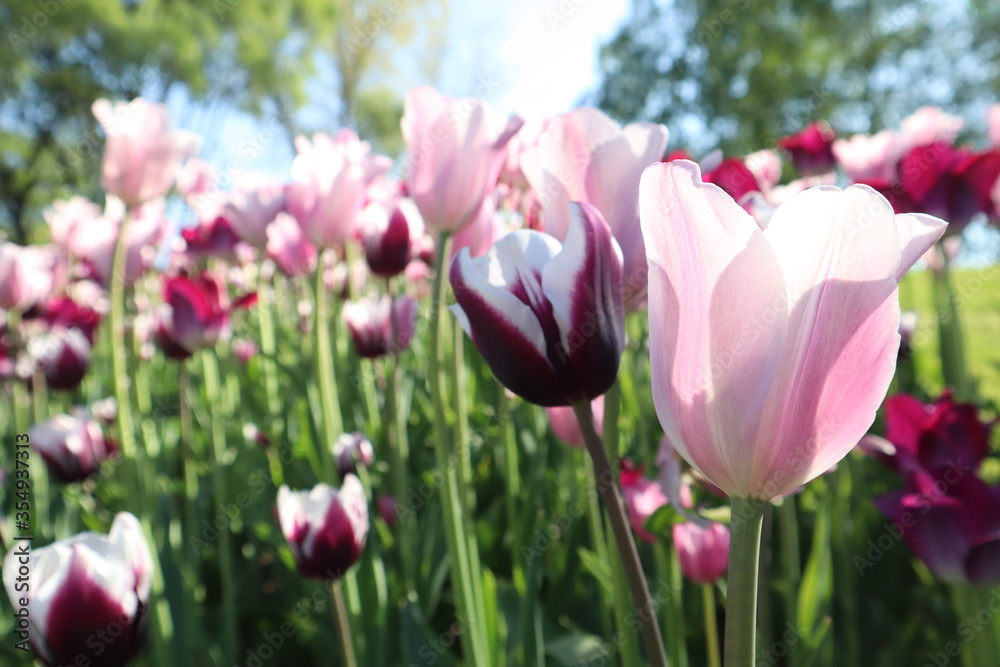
<box><xmin>342</xmin><ymin>296</ymin><xmax>417</xmax><ymax>359</ymax></box>
<box><xmin>450</xmin><ymin>202</ymin><xmax>624</xmax><ymax>407</ymax></box>
<box><xmin>778</xmin><ymin>121</ymin><xmax>837</xmax><ymax>175</ymax></box>
<box><xmin>276</xmin><ymin>476</ymin><xmax>369</xmax><ymax>580</ymax></box>
<box><xmin>358</xmin><ymin>200</ymin><xmax>423</xmax><ymax>278</ymax></box>
<box><xmin>27</xmin><ymin>327</ymin><xmax>92</xmax><ymax>391</ymax></box>
<box><xmin>377</xmin><ymin>495</ymin><xmax>398</xmax><ymax>527</ymax></box>
<box><xmin>672</xmin><ymin>521</ymin><xmax>731</xmax><ymax>585</ymax></box>
<box><xmin>332</xmin><ymin>432</ymin><xmax>374</xmax><ymax>477</ymax></box>
<box><xmin>29</xmin><ymin>409</ymin><xmax>116</xmax><ymax>483</ymax></box>
<box><xmin>266</xmin><ymin>212</ymin><xmax>317</xmax><ymax>278</ymax></box>
<box><xmin>3</xmin><ymin>512</ymin><xmax>153</xmax><ymax>667</ymax></box>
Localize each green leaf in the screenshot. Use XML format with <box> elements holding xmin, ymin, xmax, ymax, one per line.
<box><xmin>644</xmin><ymin>503</ymin><xmax>685</xmax><ymax>536</ymax></box>
<box><xmin>577</xmin><ymin>547</ymin><xmax>613</xmax><ymax>597</ymax></box>
<box><xmin>546</xmin><ymin>633</ymin><xmax>609</xmax><ymax>664</ymax></box>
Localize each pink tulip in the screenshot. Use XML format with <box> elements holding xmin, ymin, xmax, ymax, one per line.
<box><xmin>176</xmin><ymin>157</ymin><xmax>217</xmax><ymax>203</ymax></box>
<box><xmin>74</xmin><ymin>197</ymin><xmax>169</xmax><ymax>287</ymax></box>
<box><xmin>266</xmin><ymin>212</ymin><xmax>318</xmax><ymax>278</ymax></box>
<box><xmin>0</xmin><ymin>242</ymin><xmax>33</xmax><ymax>311</ymax></box>
<box><xmin>342</xmin><ymin>296</ymin><xmax>417</xmax><ymax>359</ymax></box>
<box><xmin>3</xmin><ymin>512</ymin><xmax>152</xmax><ymax>667</ymax></box>
<box><xmin>357</xmin><ymin>199</ymin><xmax>424</xmax><ymax>278</ymax></box>
<box><xmin>92</xmin><ymin>98</ymin><xmax>195</xmax><ymax>207</ymax></box>
<box><xmin>450</xmin><ymin>194</ymin><xmax>512</xmax><ymax>259</ymax></box>
<box><xmin>44</xmin><ymin>196</ymin><xmax>103</xmax><ymax>255</ymax></box>
<box><xmin>672</xmin><ymin>521</ymin><xmax>731</xmax><ymax>584</ymax></box>
<box><xmin>450</xmin><ymin>202</ymin><xmax>624</xmax><ymax>407</ymax></box>
<box><xmin>899</xmin><ymin>106</ymin><xmax>964</xmax><ymax>150</ymax></box>
<box><xmin>221</xmin><ymin>173</ymin><xmax>286</xmax><ymax>248</ymax></box>
<box><xmin>619</xmin><ymin>461</ymin><xmax>668</xmax><ymax>543</ymax></box>
<box><xmin>989</xmin><ymin>104</ymin><xmax>1000</xmax><ymax>146</ymax></box>
<box><xmin>639</xmin><ymin>161</ymin><xmax>947</xmax><ymax>500</ymax></box>
<box><xmin>286</xmin><ymin>130</ymin><xmax>390</xmax><ymax>248</ymax></box>
<box><xmin>778</xmin><ymin>121</ymin><xmax>837</xmax><ymax>175</ymax></box>
<box><xmin>744</xmin><ymin>149</ymin><xmax>782</xmax><ymax>191</ymax></box>
<box><xmin>276</xmin><ymin>476</ymin><xmax>369</xmax><ymax>580</ymax></box>
<box><xmin>520</xmin><ymin>107</ymin><xmax>668</xmax><ymax>310</ymax></box>
<box><xmin>401</xmin><ymin>86</ymin><xmax>523</xmax><ymax>233</ymax></box>
<box><xmin>332</xmin><ymin>432</ymin><xmax>375</xmax><ymax>477</ymax></box>
<box><xmin>832</xmin><ymin>130</ymin><xmax>900</xmax><ymax>183</ymax></box>
<box><xmin>546</xmin><ymin>395</ymin><xmax>604</xmax><ymax>448</ymax></box>
<box><xmin>29</xmin><ymin>409</ymin><xmax>116</xmax><ymax>483</ymax></box>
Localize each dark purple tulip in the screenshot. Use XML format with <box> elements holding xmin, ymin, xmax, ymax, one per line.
<box><xmin>29</xmin><ymin>409</ymin><xmax>117</xmax><ymax>483</ymax></box>
<box><xmin>449</xmin><ymin>201</ymin><xmax>624</xmax><ymax>407</ymax></box>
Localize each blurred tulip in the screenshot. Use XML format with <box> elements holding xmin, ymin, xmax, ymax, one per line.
<box><xmin>342</xmin><ymin>296</ymin><xmax>417</xmax><ymax>359</ymax></box>
<box><xmin>833</xmin><ymin>130</ymin><xmax>901</xmax><ymax>184</ymax></box>
<box><xmin>27</xmin><ymin>327</ymin><xmax>91</xmax><ymax>391</ymax></box>
<box><xmin>899</xmin><ymin>106</ymin><xmax>964</xmax><ymax>150</ymax></box>
<box><xmin>76</xmin><ymin>197</ymin><xmax>169</xmax><ymax>287</ymax></box>
<box><xmin>450</xmin><ymin>202</ymin><xmax>624</xmax><ymax>407</ymax></box>
<box><xmin>332</xmin><ymin>432</ymin><xmax>374</xmax><ymax>477</ymax></box>
<box><xmin>286</xmin><ymin>130</ymin><xmax>390</xmax><ymax>248</ymax></box>
<box><xmin>521</xmin><ymin>107</ymin><xmax>668</xmax><ymax>310</ymax></box>
<box><xmin>92</xmin><ymin>97</ymin><xmax>195</xmax><ymax>207</ymax></box>
<box><xmin>180</xmin><ymin>214</ymin><xmax>241</xmax><ymax>261</ymax></box>
<box><xmin>619</xmin><ymin>461</ymin><xmax>668</xmax><ymax>543</ymax></box>
<box><xmin>3</xmin><ymin>512</ymin><xmax>152</xmax><ymax>667</ymax></box>
<box><xmin>703</xmin><ymin>157</ymin><xmax>762</xmax><ymax>205</ymax></box>
<box><xmin>401</xmin><ymin>86</ymin><xmax>523</xmax><ymax>233</ymax></box>
<box><xmin>232</xmin><ymin>338</ymin><xmax>259</xmax><ymax>365</ymax></box>
<box><xmin>989</xmin><ymin>104</ymin><xmax>1000</xmax><ymax>146</ymax></box>
<box><xmin>155</xmin><ymin>272</ymin><xmax>256</xmax><ymax>360</ymax></box>
<box><xmin>378</xmin><ymin>495</ymin><xmax>399</xmax><ymax>527</ymax></box>
<box><xmin>778</xmin><ymin>121</ymin><xmax>837</xmax><ymax>175</ymax></box>
<box><xmin>44</xmin><ymin>196</ymin><xmax>103</xmax><ymax>255</ymax></box>
<box><xmin>266</xmin><ymin>212</ymin><xmax>317</xmax><ymax>278</ymax></box>
<box><xmin>639</xmin><ymin>160</ymin><xmax>947</xmax><ymax>500</ymax></box>
<box><xmin>0</xmin><ymin>242</ymin><xmax>32</xmax><ymax>311</ymax></box>
<box><xmin>672</xmin><ymin>521</ymin><xmax>731</xmax><ymax>584</ymax></box>
<box><xmin>276</xmin><ymin>476</ymin><xmax>369</xmax><ymax>580</ymax></box>
<box><xmin>744</xmin><ymin>149</ymin><xmax>782</xmax><ymax>190</ymax></box>
<box><xmin>221</xmin><ymin>174</ymin><xmax>286</xmax><ymax>248</ymax></box>
<box><xmin>546</xmin><ymin>395</ymin><xmax>604</xmax><ymax>448</ymax></box>
<box><xmin>176</xmin><ymin>157</ymin><xmax>217</xmax><ymax>203</ymax></box>
<box><xmin>357</xmin><ymin>199</ymin><xmax>424</xmax><ymax>277</ymax></box>
<box><xmin>29</xmin><ymin>409</ymin><xmax>116</xmax><ymax>483</ymax></box>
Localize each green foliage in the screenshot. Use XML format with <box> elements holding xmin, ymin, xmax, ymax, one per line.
<box><xmin>593</xmin><ymin>0</ymin><xmax>1000</xmax><ymax>155</ymax></box>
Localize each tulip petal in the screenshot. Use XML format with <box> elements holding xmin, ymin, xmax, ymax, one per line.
<box><xmin>640</xmin><ymin>161</ymin><xmax>788</xmax><ymax>496</ymax></box>
<box><xmin>894</xmin><ymin>213</ymin><xmax>948</xmax><ymax>279</ymax></box>
<box><xmin>755</xmin><ymin>185</ymin><xmax>903</xmax><ymax>497</ymax></box>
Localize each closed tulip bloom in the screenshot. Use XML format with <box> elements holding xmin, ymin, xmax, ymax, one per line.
<box><xmin>0</xmin><ymin>241</ymin><xmax>30</xmax><ymax>311</ymax></box>
<box><xmin>546</xmin><ymin>395</ymin><xmax>604</xmax><ymax>448</ymax></box>
<box><xmin>832</xmin><ymin>130</ymin><xmax>900</xmax><ymax>184</ymax></box>
<box><xmin>92</xmin><ymin>98</ymin><xmax>195</xmax><ymax>207</ymax></box>
<box><xmin>450</xmin><ymin>202</ymin><xmax>624</xmax><ymax>407</ymax></box>
<box><xmin>276</xmin><ymin>476</ymin><xmax>369</xmax><ymax>580</ymax></box>
<box><xmin>899</xmin><ymin>106</ymin><xmax>965</xmax><ymax>150</ymax></box>
<box><xmin>778</xmin><ymin>121</ymin><xmax>837</xmax><ymax>175</ymax></box>
<box><xmin>286</xmin><ymin>130</ymin><xmax>391</xmax><ymax>249</ymax></box>
<box><xmin>989</xmin><ymin>104</ymin><xmax>1000</xmax><ymax>146</ymax></box>
<box><xmin>342</xmin><ymin>296</ymin><xmax>417</xmax><ymax>359</ymax></box>
<box><xmin>27</xmin><ymin>327</ymin><xmax>92</xmax><ymax>391</ymax></box>
<box><xmin>29</xmin><ymin>409</ymin><xmax>116</xmax><ymax>483</ymax></box>
<box><xmin>266</xmin><ymin>212</ymin><xmax>318</xmax><ymax>278</ymax></box>
<box><xmin>156</xmin><ymin>272</ymin><xmax>255</xmax><ymax>360</ymax></box>
<box><xmin>619</xmin><ymin>461</ymin><xmax>668</xmax><ymax>543</ymax></box>
<box><xmin>521</xmin><ymin>107</ymin><xmax>668</xmax><ymax>310</ymax></box>
<box><xmin>401</xmin><ymin>86</ymin><xmax>523</xmax><ymax>233</ymax></box>
<box><xmin>3</xmin><ymin>512</ymin><xmax>152</xmax><ymax>667</ymax></box>
<box><xmin>77</xmin><ymin>197</ymin><xmax>169</xmax><ymax>287</ymax></box>
<box><xmin>221</xmin><ymin>174</ymin><xmax>286</xmax><ymax>248</ymax></box>
<box><xmin>357</xmin><ymin>199</ymin><xmax>423</xmax><ymax>277</ymax></box>
<box><xmin>672</xmin><ymin>521</ymin><xmax>731</xmax><ymax>585</ymax></box>
<box><xmin>332</xmin><ymin>432</ymin><xmax>375</xmax><ymax>477</ymax></box>
<box><xmin>639</xmin><ymin>161</ymin><xmax>947</xmax><ymax>500</ymax></box>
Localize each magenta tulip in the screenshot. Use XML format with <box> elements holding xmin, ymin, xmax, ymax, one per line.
<box><xmin>401</xmin><ymin>86</ymin><xmax>523</xmax><ymax>233</ymax></box>
<box><xmin>672</xmin><ymin>521</ymin><xmax>731</xmax><ymax>585</ymax></box>
<box><xmin>546</xmin><ymin>395</ymin><xmax>604</xmax><ymax>448</ymax></box>
<box><xmin>29</xmin><ymin>409</ymin><xmax>116</xmax><ymax>483</ymax></box>
<box><xmin>3</xmin><ymin>512</ymin><xmax>152</xmax><ymax>667</ymax></box>
<box><xmin>180</xmin><ymin>214</ymin><xmax>241</xmax><ymax>261</ymax></box>
<box><xmin>639</xmin><ymin>160</ymin><xmax>947</xmax><ymax>500</ymax></box>
<box><xmin>619</xmin><ymin>461</ymin><xmax>668</xmax><ymax>543</ymax></box>
<box><xmin>778</xmin><ymin>121</ymin><xmax>837</xmax><ymax>175</ymax></box>
<box><xmin>276</xmin><ymin>476</ymin><xmax>369</xmax><ymax>580</ymax></box>
<box><xmin>92</xmin><ymin>98</ymin><xmax>195</xmax><ymax>207</ymax></box>
<box><xmin>286</xmin><ymin>130</ymin><xmax>390</xmax><ymax>249</ymax></box>
<box><xmin>450</xmin><ymin>202</ymin><xmax>624</xmax><ymax>407</ymax></box>
<box><xmin>156</xmin><ymin>272</ymin><xmax>255</xmax><ymax>360</ymax></box>
<box><xmin>26</xmin><ymin>327</ymin><xmax>92</xmax><ymax>391</ymax></box>
<box><xmin>342</xmin><ymin>296</ymin><xmax>417</xmax><ymax>359</ymax></box>
<box><xmin>521</xmin><ymin>107</ymin><xmax>668</xmax><ymax>310</ymax></box>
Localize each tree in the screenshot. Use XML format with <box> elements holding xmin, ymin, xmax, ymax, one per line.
<box><xmin>591</xmin><ymin>0</ymin><xmax>1000</xmax><ymax>156</ymax></box>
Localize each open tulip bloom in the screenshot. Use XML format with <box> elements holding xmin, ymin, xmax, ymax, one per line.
<box><xmin>639</xmin><ymin>159</ymin><xmax>947</xmax><ymax>664</ymax></box>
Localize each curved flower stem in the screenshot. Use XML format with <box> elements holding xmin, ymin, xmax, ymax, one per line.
<box><xmin>724</xmin><ymin>497</ymin><xmax>766</xmax><ymax>667</ymax></box>
<box><xmin>572</xmin><ymin>401</ymin><xmax>669</xmax><ymax>667</ymax></box>
<box><xmin>702</xmin><ymin>584</ymin><xmax>721</xmax><ymax>667</ymax></box>
<box><xmin>315</xmin><ymin>259</ymin><xmax>342</xmax><ymax>475</ymax></box>
<box><xmin>333</xmin><ymin>581</ymin><xmax>359</xmax><ymax>667</ymax></box>
<box><xmin>428</xmin><ymin>233</ymin><xmax>488</xmax><ymax>666</ymax></box>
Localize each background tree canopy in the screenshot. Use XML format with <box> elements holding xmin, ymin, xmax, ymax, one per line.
<box><xmin>591</xmin><ymin>0</ymin><xmax>1000</xmax><ymax>156</ymax></box>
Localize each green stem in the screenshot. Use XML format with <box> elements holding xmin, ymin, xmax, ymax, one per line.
<box><xmin>724</xmin><ymin>497</ymin><xmax>766</xmax><ymax>667</ymax></box>
<box><xmin>315</xmin><ymin>261</ymin><xmax>342</xmax><ymax>477</ymax></box>
<box><xmin>582</xmin><ymin>450</ymin><xmax>613</xmax><ymax>640</ymax></box>
<box><xmin>934</xmin><ymin>248</ymin><xmax>970</xmax><ymax>398</ymax></box>
<box><xmin>703</xmin><ymin>584</ymin><xmax>721</xmax><ymax>667</ymax></box>
<box><xmin>109</xmin><ymin>210</ymin><xmax>136</xmax><ymax>463</ymax></box>
<box><xmin>384</xmin><ymin>340</ymin><xmax>416</xmax><ymax>590</ymax></box>
<box><xmin>333</xmin><ymin>581</ymin><xmax>359</xmax><ymax>667</ymax></box>
<box><xmin>573</xmin><ymin>401</ymin><xmax>669</xmax><ymax>667</ymax></box>
<box><xmin>428</xmin><ymin>233</ymin><xmax>488</xmax><ymax>666</ymax></box>
<box><xmin>777</xmin><ymin>497</ymin><xmax>801</xmax><ymax>665</ymax></box>
<box><xmin>654</xmin><ymin>542</ymin><xmax>687</xmax><ymax>667</ymax></box>
<box><xmin>257</xmin><ymin>273</ymin><xmax>283</xmax><ymax>438</ymax></box>
<box><xmin>202</xmin><ymin>351</ymin><xmax>237</xmax><ymax>665</ymax></box>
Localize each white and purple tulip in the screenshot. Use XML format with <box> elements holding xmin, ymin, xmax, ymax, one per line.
<box><xmin>29</xmin><ymin>409</ymin><xmax>116</xmax><ymax>483</ymax></box>
<box><xmin>276</xmin><ymin>476</ymin><xmax>369</xmax><ymax>581</ymax></box>
<box><xmin>449</xmin><ymin>202</ymin><xmax>625</xmax><ymax>407</ymax></box>
<box><xmin>3</xmin><ymin>512</ymin><xmax>152</xmax><ymax>667</ymax></box>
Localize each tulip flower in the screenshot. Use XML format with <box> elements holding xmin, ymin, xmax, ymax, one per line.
<box><xmin>342</xmin><ymin>296</ymin><xmax>417</xmax><ymax>359</ymax></box>
<box><xmin>899</xmin><ymin>106</ymin><xmax>964</xmax><ymax>150</ymax></box>
<box><xmin>401</xmin><ymin>86</ymin><xmax>523</xmax><ymax>233</ymax></box>
<box><xmin>45</xmin><ymin>196</ymin><xmax>104</xmax><ymax>255</ymax></box>
<box><xmin>74</xmin><ymin>197</ymin><xmax>169</xmax><ymax>287</ymax></box>
<box><xmin>180</xmin><ymin>214</ymin><xmax>242</xmax><ymax>261</ymax></box>
<box><xmin>155</xmin><ymin>272</ymin><xmax>256</xmax><ymax>361</ymax></box>
<box><xmin>639</xmin><ymin>160</ymin><xmax>947</xmax><ymax>501</ymax></box>
<box><xmin>778</xmin><ymin>121</ymin><xmax>837</xmax><ymax>175</ymax></box>
<box><xmin>92</xmin><ymin>97</ymin><xmax>195</xmax><ymax>207</ymax></box>
<box><xmin>221</xmin><ymin>174</ymin><xmax>286</xmax><ymax>248</ymax></box>
<box><xmin>832</xmin><ymin>130</ymin><xmax>901</xmax><ymax>184</ymax></box>
<box><xmin>989</xmin><ymin>104</ymin><xmax>1000</xmax><ymax>146</ymax></box>
<box><xmin>357</xmin><ymin>199</ymin><xmax>424</xmax><ymax>278</ymax></box>
<box><xmin>0</xmin><ymin>242</ymin><xmax>58</xmax><ymax>312</ymax></box>
<box><xmin>673</xmin><ymin>521</ymin><xmax>731</xmax><ymax>585</ymax></box>
<box><xmin>276</xmin><ymin>476</ymin><xmax>369</xmax><ymax>580</ymax></box>
<box><xmin>27</xmin><ymin>327</ymin><xmax>92</xmax><ymax>391</ymax></box>
<box><xmin>377</xmin><ymin>495</ymin><xmax>399</xmax><ymax>527</ymax></box>
<box><xmin>332</xmin><ymin>432</ymin><xmax>374</xmax><ymax>477</ymax></box>
<box><xmin>29</xmin><ymin>409</ymin><xmax>117</xmax><ymax>483</ymax></box>
<box><xmin>266</xmin><ymin>212</ymin><xmax>318</xmax><ymax>278</ymax></box>
<box><xmin>521</xmin><ymin>107</ymin><xmax>668</xmax><ymax>310</ymax></box>
<box><xmin>619</xmin><ymin>461</ymin><xmax>668</xmax><ymax>543</ymax></box>
<box><xmin>450</xmin><ymin>202</ymin><xmax>624</xmax><ymax>407</ymax></box>
<box><xmin>286</xmin><ymin>130</ymin><xmax>391</xmax><ymax>249</ymax></box>
<box><xmin>545</xmin><ymin>395</ymin><xmax>604</xmax><ymax>448</ymax></box>
<box><xmin>3</xmin><ymin>512</ymin><xmax>152</xmax><ymax>667</ymax></box>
